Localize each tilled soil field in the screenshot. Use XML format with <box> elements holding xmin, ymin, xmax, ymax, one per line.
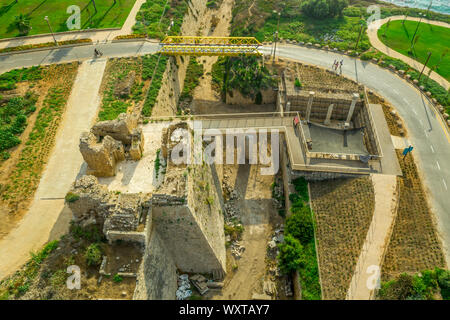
<box><xmin>381</xmin><ymin>151</ymin><xmax>446</xmax><ymax>281</ymax></box>
<box><xmin>310</xmin><ymin>177</ymin><xmax>375</xmax><ymax>300</ymax></box>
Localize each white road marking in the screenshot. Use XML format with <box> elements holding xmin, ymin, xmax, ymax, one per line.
<box><xmin>443</xmin><ymin>179</ymin><xmax>448</xmax><ymax>191</ymax></box>
<box><xmin>419</xmin><ymin>119</ymin><xmax>423</xmax><ymax>126</ymax></box>
<box><xmin>403</xmin><ymin>98</ymin><xmax>409</xmax><ymax>104</ymax></box>
<box><xmin>412</xmin><ymin>109</ymin><xmax>418</xmax><ymax>115</ymax></box>
<box><xmin>436</xmin><ymin>161</ymin><xmax>441</xmax><ymax>170</ymax></box>
<box><xmin>430</xmin><ymin>145</ymin><xmax>435</xmax><ymax>153</ymax></box>
<box><xmin>393</xmin><ymin>89</ymin><xmax>399</xmax><ymax>94</ymax></box>
<box><xmin>424</xmin><ymin>129</ymin><xmax>428</xmax><ymax>137</ymax></box>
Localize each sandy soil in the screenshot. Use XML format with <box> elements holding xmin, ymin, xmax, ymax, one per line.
<box><xmin>208</xmin><ymin>164</ymin><xmax>282</xmax><ymax>300</ymax></box>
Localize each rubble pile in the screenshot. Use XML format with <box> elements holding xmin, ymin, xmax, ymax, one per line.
<box><xmin>263</xmin><ymin>280</ymin><xmax>277</xmax><ymax>296</ymax></box>
<box><xmin>190</xmin><ymin>274</ymin><xmax>209</xmax><ymax>295</ymax></box>
<box><xmin>284</xmin><ymin>278</ymin><xmax>293</xmax><ymax>297</ymax></box>
<box><xmin>231</xmin><ymin>240</ymin><xmax>245</xmax><ymax>259</ymax></box>
<box><xmin>176</xmin><ymin>274</ymin><xmax>192</xmax><ymax>300</ymax></box>
<box><xmin>267</xmin><ymin>224</ymin><xmax>284</xmax><ymax>258</ymax></box>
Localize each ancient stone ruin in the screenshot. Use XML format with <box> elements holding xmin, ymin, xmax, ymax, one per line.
<box><xmin>69</xmin><ymin>122</ymin><xmax>226</xmax><ymax>299</ymax></box>
<box><xmin>80</xmin><ymin>113</ymin><xmax>144</xmax><ymax>177</ymax></box>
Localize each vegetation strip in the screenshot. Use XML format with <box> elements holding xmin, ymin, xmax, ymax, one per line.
<box><xmin>277</xmin><ymin>177</ymin><xmax>321</xmax><ymax>300</ymax></box>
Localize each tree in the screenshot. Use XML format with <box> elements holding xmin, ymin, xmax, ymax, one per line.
<box><xmin>14</xmin><ymin>14</ymin><xmax>31</xmax><ymax>35</ymax></box>
<box><xmin>286</xmin><ymin>206</ymin><xmax>314</xmax><ymax>245</ymax></box>
<box><xmin>301</xmin><ymin>0</ymin><xmax>348</xmax><ymax>20</ymax></box>
<box><xmin>277</xmin><ymin>235</ymin><xmax>305</xmax><ymax>274</ymax></box>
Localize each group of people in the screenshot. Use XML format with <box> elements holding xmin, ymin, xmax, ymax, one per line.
<box><xmin>332</xmin><ymin>59</ymin><xmax>343</xmax><ymax>73</ymax></box>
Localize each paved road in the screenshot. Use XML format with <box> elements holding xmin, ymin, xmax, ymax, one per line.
<box><xmin>1</xmin><ymin>41</ymin><xmax>449</xmax><ymax>265</ymax></box>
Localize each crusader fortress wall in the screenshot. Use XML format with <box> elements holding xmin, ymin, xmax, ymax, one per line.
<box><xmin>151</xmin><ymin>0</ymin><xmax>208</xmax><ymax>116</ymax></box>
<box><xmin>69</xmin><ymin>117</ymin><xmax>226</xmax><ymax>299</ymax></box>
<box><xmin>152</xmin><ymin>123</ymin><xmax>227</xmax><ymax>274</ymax></box>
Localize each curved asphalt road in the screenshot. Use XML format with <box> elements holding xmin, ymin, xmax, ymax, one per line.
<box><xmin>1</xmin><ymin>41</ymin><xmax>449</xmax><ymax>264</ymax></box>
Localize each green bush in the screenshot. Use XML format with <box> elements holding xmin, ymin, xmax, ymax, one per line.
<box><xmin>294</xmin><ymin>78</ymin><xmax>302</xmax><ymax>88</ymax></box>
<box><xmin>224</xmin><ymin>55</ymin><xmax>277</xmax><ymax>99</ymax></box>
<box><xmin>70</xmin><ymin>222</ymin><xmax>104</xmax><ymax>243</ymax></box>
<box><xmin>113</xmin><ymin>274</ymin><xmax>123</xmax><ymax>283</ymax></box>
<box><xmin>277</xmin><ymin>234</ymin><xmax>305</xmax><ymax>274</ymax></box>
<box><xmin>65</xmin><ymin>192</ymin><xmax>80</xmax><ymax>203</ymax></box>
<box><xmin>286</xmin><ymin>206</ymin><xmax>314</xmax><ymax>245</ymax></box>
<box><xmin>301</xmin><ymin>0</ymin><xmax>348</xmax><ymax>20</ymax></box>
<box><xmin>293</xmin><ymin>177</ymin><xmax>309</xmax><ymax>202</ymax></box>
<box><xmin>85</xmin><ymin>243</ymin><xmax>102</xmax><ymax>266</ymax></box>
<box><xmin>378</xmin><ymin>268</ymin><xmax>450</xmax><ymax>300</ymax></box>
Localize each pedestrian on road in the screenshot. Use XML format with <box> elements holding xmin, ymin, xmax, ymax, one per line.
<box><xmin>332</xmin><ymin>59</ymin><xmax>337</xmax><ymax>71</ymax></box>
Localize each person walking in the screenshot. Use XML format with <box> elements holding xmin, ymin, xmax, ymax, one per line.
<box><xmin>339</xmin><ymin>59</ymin><xmax>343</xmax><ymax>74</ymax></box>
<box><xmin>332</xmin><ymin>59</ymin><xmax>337</xmax><ymax>71</ymax></box>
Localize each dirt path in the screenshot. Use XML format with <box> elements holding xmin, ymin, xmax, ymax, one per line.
<box><xmin>367</xmin><ymin>15</ymin><xmax>449</xmax><ymax>90</ymax></box>
<box><xmin>0</xmin><ymin>59</ymin><xmax>107</xmax><ymax>281</ymax></box>
<box><xmin>210</xmin><ymin>164</ymin><xmax>280</xmax><ymax>300</ymax></box>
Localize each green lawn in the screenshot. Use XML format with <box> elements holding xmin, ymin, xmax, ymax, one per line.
<box><xmin>378</xmin><ymin>20</ymin><xmax>450</xmax><ymax>81</ymax></box>
<box><xmin>0</xmin><ymin>0</ymin><xmax>136</xmax><ymax>39</ymax></box>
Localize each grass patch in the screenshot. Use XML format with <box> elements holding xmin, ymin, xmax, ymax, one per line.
<box><xmin>378</xmin><ymin>20</ymin><xmax>450</xmax><ymax>81</ymax></box>
<box><xmin>142</xmin><ymin>54</ymin><xmax>168</xmax><ymax>117</ymax></box>
<box><xmin>178</xmin><ymin>57</ymin><xmax>204</xmax><ymax>113</ymax></box>
<box><xmin>0</xmin><ymin>63</ymin><xmax>78</xmax><ymax>208</ymax></box>
<box><xmin>0</xmin><ymin>240</ymin><xmax>59</xmax><ymax>299</ymax></box>
<box><xmin>0</xmin><ymin>0</ymin><xmax>137</xmax><ymax>39</ymax></box>
<box><xmin>133</xmin><ymin>0</ymin><xmax>188</xmax><ymax>39</ymax></box>
<box><xmin>0</xmin><ymin>93</ymin><xmax>38</xmax><ymax>155</ymax></box>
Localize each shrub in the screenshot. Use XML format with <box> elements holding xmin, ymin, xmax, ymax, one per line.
<box><xmin>293</xmin><ymin>177</ymin><xmax>309</xmax><ymax>202</ymax></box>
<box><xmin>65</xmin><ymin>192</ymin><xmax>80</xmax><ymax>203</ymax></box>
<box><xmin>70</xmin><ymin>223</ymin><xmax>104</xmax><ymax>243</ymax></box>
<box><xmin>113</xmin><ymin>274</ymin><xmax>123</xmax><ymax>283</ymax></box>
<box><xmin>286</xmin><ymin>206</ymin><xmax>314</xmax><ymax>245</ymax></box>
<box><xmin>378</xmin><ymin>268</ymin><xmax>450</xmax><ymax>300</ymax></box>
<box><xmin>85</xmin><ymin>243</ymin><xmax>102</xmax><ymax>266</ymax></box>
<box><xmin>294</xmin><ymin>78</ymin><xmax>302</xmax><ymax>88</ymax></box>
<box><xmin>302</xmin><ymin>0</ymin><xmax>348</xmax><ymax>20</ymax></box>
<box><xmin>278</xmin><ymin>234</ymin><xmax>305</xmax><ymax>274</ymax></box>
<box><xmin>224</xmin><ymin>223</ymin><xmax>244</xmax><ymax>241</ymax></box>
<box><xmin>225</xmin><ymin>55</ymin><xmax>277</xmax><ymax>99</ymax></box>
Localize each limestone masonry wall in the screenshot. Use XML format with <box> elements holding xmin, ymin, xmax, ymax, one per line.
<box><xmin>133</xmin><ymin>228</ymin><xmax>178</xmax><ymax>300</ymax></box>
<box><xmin>151</xmin><ymin>0</ymin><xmax>207</xmax><ymax>116</ymax></box>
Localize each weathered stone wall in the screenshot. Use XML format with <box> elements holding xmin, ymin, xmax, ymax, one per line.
<box><xmin>133</xmin><ymin>228</ymin><xmax>178</xmax><ymax>300</ymax></box>
<box><xmin>226</xmin><ymin>89</ymin><xmax>277</xmax><ymax>105</ymax></box>
<box><xmin>80</xmin><ymin>133</ymin><xmax>125</xmax><ymax>177</ymax></box>
<box><xmin>92</xmin><ymin>113</ymin><xmax>139</xmax><ymax>145</ymax></box>
<box><xmin>151</xmin><ymin>0</ymin><xmax>208</xmax><ymax>117</ymax></box>
<box><xmin>288</xmin><ymin>95</ymin><xmax>363</xmax><ymax>121</ymax></box>
<box><xmin>151</xmin><ymin>162</ymin><xmax>226</xmax><ymax>274</ymax></box>
<box><xmin>291</xmin><ymin>170</ymin><xmax>363</xmax><ymax>181</ymax></box>
<box><xmin>353</xmin><ymin>104</ymin><xmax>379</xmax><ymax>156</ymax></box>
